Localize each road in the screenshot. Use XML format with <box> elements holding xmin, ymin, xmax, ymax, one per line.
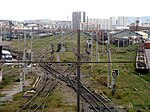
<box><xmin>145</xmin><ymin>49</ymin><xmax>150</xmax><ymax>69</ymax></box>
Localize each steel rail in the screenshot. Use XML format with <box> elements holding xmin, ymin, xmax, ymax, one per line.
<box><xmin>17</xmin><ymin>79</ymin><xmax>52</xmax><ymax>112</ymax></box>
<box><xmin>40</xmin><ymin>63</ymin><xmax>115</xmax><ymax>112</ymax></box>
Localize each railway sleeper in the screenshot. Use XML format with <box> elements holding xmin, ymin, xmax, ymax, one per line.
<box><xmin>89</xmin><ymin>105</ymin><xmax>116</xmax><ymax>112</ymax></box>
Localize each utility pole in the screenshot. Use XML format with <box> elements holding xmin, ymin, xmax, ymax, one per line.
<box><xmin>20</xmin><ymin>70</ymin><xmax>23</xmax><ymax>92</ymax></box>
<box><xmin>77</xmin><ymin>30</ymin><xmax>81</xmax><ymax>112</ymax></box>
<box><xmin>18</xmin><ymin>31</ymin><xmax>22</xmax><ymax>90</ymax></box>
<box><xmin>3</xmin><ymin>25</ymin><xmax>6</xmax><ymax>41</ymax></box>
<box><xmin>118</xmin><ymin>35</ymin><xmax>119</xmax><ymax>51</ymax></box>
<box><xmin>0</xmin><ymin>22</ymin><xmax>2</xmax><ymax>41</ymax></box>
<box><xmin>136</xmin><ymin>18</ymin><xmax>140</xmax><ymax>43</ymax></box>
<box><xmin>107</xmin><ymin>32</ymin><xmax>111</xmax><ymax>88</ymax></box>
<box><xmin>0</xmin><ymin>46</ymin><xmax>2</xmax><ymax>82</ymax></box>
<box><xmin>96</xmin><ymin>32</ymin><xmax>99</xmax><ymax>62</ymax></box>
<box><xmin>18</xmin><ymin>30</ymin><xmax>21</xmax><ymax>60</ymax></box>
<box><xmin>102</xmin><ymin>30</ymin><xmax>104</xmax><ymax>55</ymax></box>
<box><xmin>9</xmin><ymin>20</ymin><xmax>12</xmax><ymax>40</ymax></box>
<box><xmin>87</xmin><ymin>16</ymin><xmax>88</xmax><ymax>31</ymax></box>
<box><xmin>0</xmin><ymin>46</ymin><xmax>2</xmax><ymax>60</ymax></box>
<box><xmin>61</xmin><ymin>31</ymin><xmax>64</xmax><ymax>52</ymax></box>
<box><xmin>30</xmin><ymin>27</ymin><xmax>34</xmax><ymax>72</ymax></box>
<box><xmin>90</xmin><ymin>32</ymin><xmax>93</xmax><ymax>73</ymax></box>
<box><xmin>128</xmin><ymin>30</ymin><xmax>131</xmax><ymax>60</ymax></box>
<box><xmin>91</xmin><ymin>32</ymin><xmax>93</xmax><ymax>62</ymax></box>
<box><xmin>23</xmin><ymin>31</ymin><xmax>27</xmax><ymax>87</ymax></box>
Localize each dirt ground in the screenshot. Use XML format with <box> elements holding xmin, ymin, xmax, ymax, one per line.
<box><xmin>0</xmin><ymin>79</ymin><xmax>33</xmax><ymax>102</ymax></box>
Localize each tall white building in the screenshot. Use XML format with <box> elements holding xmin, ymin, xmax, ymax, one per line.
<box><xmin>110</xmin><ymin>16</ymin><xmax>116</xmax><ymax>29</ymax></box>
<box><xmin>87</xmin><ymin>18</ymin><xmax>101</xmax><ymax>30</ymax></box>
<box><xmin>100</xmin><ymin>19</ymin><xmax>110</xmax><ymax>29</ymax></box>
<box><xmin>117</xmin><ymin>16</ymin><xmax>128</xmax><ymax>27</ymax></box>
<box><xmin>72</xmin><ymin>11</ymin><xmax>86</xmax><ymax>31</ymax></box>
<box><xmin>86</xmin><ymin>18</ymin><xmax>110</xmax><ymax>30</ymax></box>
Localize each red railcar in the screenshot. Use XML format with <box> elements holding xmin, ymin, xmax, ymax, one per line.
<box><xmin>144</xmin><ymin>41</ymin><xmax>150</xmax><ymax>49</ymax></box>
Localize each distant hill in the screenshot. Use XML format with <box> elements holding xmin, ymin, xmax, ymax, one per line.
<box><xmin>22</xmin><ymin>19</ymin><xmax>50</xmax><ymax>23</ymax></box>
<box><xmin>22</xmin><ymin>19</ymin><xmax>34</xmax><ymax>23</ymax></box>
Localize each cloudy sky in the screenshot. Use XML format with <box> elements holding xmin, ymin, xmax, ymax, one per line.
<box><xmin>0</xmin><ymin>0</ymin><xmax>150</xmax><ymax>21</ymax></box>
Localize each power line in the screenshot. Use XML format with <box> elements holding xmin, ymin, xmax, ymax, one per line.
<box><xmin>0</xmin><ymin>60</ymin><xmax>134</xmax><ymax>64</ymax></box>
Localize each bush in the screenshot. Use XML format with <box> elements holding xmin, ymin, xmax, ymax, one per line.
<box><xmin>0</xmin><ymin>76</ymin><xmax>10</xmax><ymax>89</ymax></box>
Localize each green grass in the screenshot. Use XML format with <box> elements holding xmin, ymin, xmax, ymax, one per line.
<box><xmin>0</xmin><ymin>93</ymin><xmax>6</xmax><ymax>97</ymax></box>
<box><xmin>0</xmin><ymin>66</ymin><xmax>19</xmax><ymax>89</ymax></box>
<box><xmin>88</xmin><ymin>53</ymin><xmax>150</xmax><ymax>111</ymax></box>
<box><xmin>46</xmin><ymin>89</ymin><xmax>76</xmax><ymax>112</ymax></box>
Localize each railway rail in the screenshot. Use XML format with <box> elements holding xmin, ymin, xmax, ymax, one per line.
<box><xmin>39</xmin><ymin>62</ymin><xmax>117</xmax><ymax>112</ymax></box>
<box><xmin>17</xmin><ymin>78</ymin><xmax>58</xmax><ymax>112</ymax></box>
<box><xmin>8</xmin><ymin>32</ymin><xmax>75</xmax><ymax>61</ymax></box>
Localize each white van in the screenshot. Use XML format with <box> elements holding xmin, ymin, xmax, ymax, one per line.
<box><xmin>2</xmin><ymin>50</ymin><xmax>13</xmax><ymax>65</ymax></box>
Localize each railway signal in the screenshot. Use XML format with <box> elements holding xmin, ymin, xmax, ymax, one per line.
<box><xmin>56</xmin><ymin>43</ymin><xmax>62</xmax><ymax>52</ymax></box>
<box><xmin>111</xmin><ymin>69</ymin><xmax>119</xmax><ymax>96</ymax></box>
<box><xmin>50</xmin><ymin>44</ymin><xmax>55</xmax><ymax>57</ymax></box>
<box><xmin>112</xmin><ymin>69</ymin><xmax>119</xmax><ymax>77</ymax></box>
<box><xmin>86</xmin><ymin>38</ymin><xmax>92</xmax><ymax>48</ymax></box>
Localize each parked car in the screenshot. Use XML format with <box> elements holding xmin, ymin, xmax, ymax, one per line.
<box><xmin>2</xmin><ymin>50</ymin><xmax>13</xmax><ymax>65</ymax></box>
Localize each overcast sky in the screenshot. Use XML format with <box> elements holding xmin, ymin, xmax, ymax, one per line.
<box><xmin>0</xmin><ymin>0</ymin><xmax>150</xmax><ymax>21</ymax></box>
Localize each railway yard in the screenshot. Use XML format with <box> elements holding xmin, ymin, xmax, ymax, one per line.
<box><xmin>0</xmin><ymin>31</ymin><xmax>150</xmax><ymax>112</ymax></box>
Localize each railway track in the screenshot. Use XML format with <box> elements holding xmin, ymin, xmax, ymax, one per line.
<box><xmin>13</xmin><ymin>31</ymin><xmax>123</xmax><ymax>111</ymax></box>
<box><xmin>7</xmin><ymin>30</ymin><xmax>149</xmax><ymax>112</ymax></box>
<box><xmin>39</xmin><ymin>62</ymin><xmax>117</xmax><ymax>112</ymax></box>
<box><xmin>68</xmin><ymin>77</ymin><xmax>114</xmax><ymax>112</ymax></box>
<box><xmin>17</xmin><ymin>78</ymin><xmax>58</xmax><ymax>112</ymax></box>
<box><xmin>9</xmin><ymin>32</ymin><xmax>75</xmax><ymax>61</ymax></box>
<box><xmin>34</xmin><ymin>32</ymin><xmax>75</xmax><ymax>58</ymax></box>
